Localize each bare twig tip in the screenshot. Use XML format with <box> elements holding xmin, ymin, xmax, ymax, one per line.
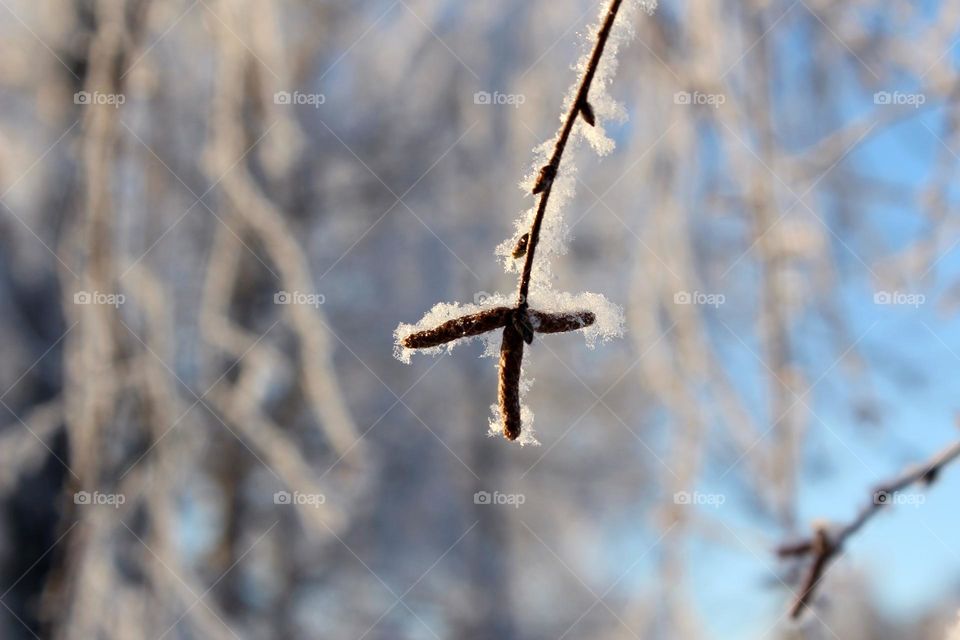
<box><xmin>498</xmin><ymin>325</ymin><xmax>524</xmax><ymax>440</ymax></box>
<box><xmin>529</xmin><ymin>310</ymin><xmax>595</xmax><ymax>334</ymax></box>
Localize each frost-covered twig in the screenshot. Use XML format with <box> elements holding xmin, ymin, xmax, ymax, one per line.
<box><xmin>396</xmin><ymin>0</ymin><xmax>654</xmax><ymax>443</ymax></box>
<box><xmin>518</xmin><ymin>0</ymin><xmax>624</xmax><ymax>304</ymax></box>
<box><xmin>778</xmin><ymin>439</ymin><xmax>960</xmax><ymax>618</ymax></box>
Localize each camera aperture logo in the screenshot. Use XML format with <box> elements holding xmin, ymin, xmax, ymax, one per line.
<box><xmin>74</xmin><ymin>290</ymin><xmax>125</xmax><ymax>308</ymax></box>
<box><xmin>674</xmin><ymin>290</ymin><xmax>725</xmax><ymax>308</ymax></box>
<box><xmin>74</xmin><ymin>91</ymin><xmax>125</xmax><ymax>108</ymax></box>
<box><xmin>474</xmin><ymin>91</ymin><xmax>526</xmax><ymax>109</ymax></box>
<box><xmin>473</xmin><ymin>490</ymin><xmax>525</xmax><ymax>508</ymax></box>
<box><xmin>274</xmin><ymin>290</ymin><xmax>325</xmax><ymax>308</ymax></box>
<box><xmin>273</xmin><ymin>490</ymin><xmax>326</xmax><ymax>508</ymax></box>
<box><xmin>74</xmin><ymin>491</ymin><xmax>126</xmax><ymax>508</ymax></box>
<box><xmin>274</xmin><ymin>91</ymin><xmax>326</xmax><ymax>108</ymax></box>
<box><xmin>673</xmin><ymin>490</ymin><xmax>725</xmax><ymax>508</ymax></box>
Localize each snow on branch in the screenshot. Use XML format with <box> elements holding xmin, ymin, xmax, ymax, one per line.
<box><xmin>395</xmin><ymin>0</ymin><xmax>656</xmax><ymax>444</ymax></box>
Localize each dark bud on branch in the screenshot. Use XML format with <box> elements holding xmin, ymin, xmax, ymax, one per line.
<box><xmin>529</xmin><ymin>310</ymin><xmax>595</xmax><ymax>334</ymax></box>
<box><xmin>512</xmin><ymin>309</ymin><xmax>535</xmax><ymax>345</ymax></box>
<box><xmin>512</xmin><ymin>233</ymin><xmax>529</xmax><ymax>258</ymax></box>
<box><xmin>532</xmin><ymin>164</ymin><xmax>557</xmax><ymax>194</ymax></box>
<box><xmin>498</xmin><ymin>324</ymin><xmax>524</xmax><ymax>440</ymax></box>
<box><xmin>402</xmin><ymin>307</ymin><xmax>512</xmax><ymax>349</ymax></box>
<box><xmin>579</xmin><ymin>99</ymin><xmax>596</xmax><ymax>126</ymax></box>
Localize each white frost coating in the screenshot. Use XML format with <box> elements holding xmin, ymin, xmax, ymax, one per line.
<box><xmin>394</xmin><ymin>0</ymin><xmax>654</xmax><ymax>443</ymax></box>
<box><xmin>487</xmin><ymin>289</ymin><xmax>621</xmax><ymax>448</ymax></box>
<box><xmin>570</xmin><ymin>0</ymin><xmax>647</xmax><ymax>157</ymax></box>
<box><xmin>393</xmin><ymin>293</ymin><xmax>513</xmax><ymax>364</ymax></box>
<box><xmin>394</xmin><ymin>290</ymin><xmax>623</xmax><ymax>363</ymax></box>
<box><xmin>489</xmin><ymin>401</ymin><xmax>539</xmax><ymax>447</ymax></box>
<box><xmin>497</xmin><ymin>0</ymin><xmax>656</xmax><ymax>289</ymax></box>
<box><xmin>528</xmin><ymin>290</ymin><xmax>624</xmax><ymax>346</ymax></box>
<box><xmin>489</xmin><ymin>361</ymin><xmax>538</xmax><ymax>446</ymax></box>
<box><xmin>497</xmin><ymin>160</ymin><xmax>577</xmax><ymax>276</ymax></box>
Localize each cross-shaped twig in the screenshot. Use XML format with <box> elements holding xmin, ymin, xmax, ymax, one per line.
<box><xmin>402</xmin><ymin>307</ymin><xmax>596</xmax><ymax>439</ymax></box>
<box><xmin>399</xmin><ymin>0</ymin><xmax>629</xmax><ymax>441</ymax></box>
<box><xmin>777</xmin><ymin>438</ymin><xmax>960</xmax><ymax>617</ymax></box>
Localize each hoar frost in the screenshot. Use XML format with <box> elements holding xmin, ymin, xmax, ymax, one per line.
<box><xmin>394</xmin><ymin>0</ymin><xmax>654</xmax><ymax>444</ymax></box>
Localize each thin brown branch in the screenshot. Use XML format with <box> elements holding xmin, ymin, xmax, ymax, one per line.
<box><xmin>498</xmin><ymin>324</ymin><xmax>525</xmax><ymax>440</ymax></box>
<box><xmin>529</xmin><ymin>310</ymin><xmax>596</xmax><ymax>334</ymax></box>
<box><xmin>778</xmin><ymin>438</ymin><xmax>960</xmax><ymax>618</ymax></box>
<box><xmin>517</xmin><ymin>0</ymin><xmax>624</xmax><ymax>305</ymax></box>
<box><xmin>397</xmin><ymin>0</ymin><xmax>631</xmax><ymax>442</ymax></box>
<box><xmin>401</xmin><ymin>307</ymin><xmax>512</xmax><ymax>349</ymax></box>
